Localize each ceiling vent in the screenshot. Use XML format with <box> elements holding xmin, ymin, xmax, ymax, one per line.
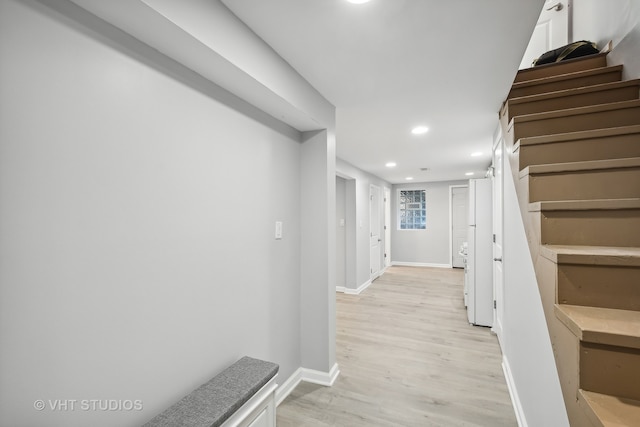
<box><xmin>420</xmin><ymin>168</ymin><xmax>430</xmax><ymax>171</ymax></box>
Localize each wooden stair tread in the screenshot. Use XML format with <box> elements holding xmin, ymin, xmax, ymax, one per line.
<box><xmin>512</xmin><ymin>65</ymin><xmax>623</xmax><ymax>89</ymax></box>
<box><xmin>529</xmin><ymin>198</ymin><xmax>640</xmax><ymax>212</ymax></box>
<box><xmin>540</xmin><ymin>245</ymin><xmax>640</xmax><ymax>266</ymax></box>
<box><xmin>506</xmin><ymin>47</ymin><xmax>640</xmax><ymax>427</ymax></box>
<box><xmin>508</xmin><ymin>78</ymin><xmax>640</xmax><ymax>106</ymax></box>
<box><xmin>514</xmin><ymin>53</ymin><xmax>609</xmax><ymax>83</ymax></box>
<box><xmin>514</xmin><ymin>125</ymin><xmax>640</xmax><ymax>150</ymax></box>
<box><xmin>504</xmin><ymin>79</ymin><xmax>640</xmax><ymax>122</ymax></box>
<box><xmin>578</xmin><ymin>389</ymin><xmax>640</xmax><ymax>427</ymax></box>
<box><xmin>555</xmin><ymin>304</ymin><xmax>640</xmax><ymax>349</ymax></box>
<box><xmin>511</xmin><ymin>99</ymin><xmax>640</xmax><ymax>126</ymax></box>
<box><xmin>520</xmin><ymin>157</ymin><xmax>640</xmax><ymax>178</ymax></box>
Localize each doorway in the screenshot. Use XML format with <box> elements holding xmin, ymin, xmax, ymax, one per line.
<box><xmin>519</xmin><ymin>0</ymin><xmax>570</xmax><ymax>69</ymax></box>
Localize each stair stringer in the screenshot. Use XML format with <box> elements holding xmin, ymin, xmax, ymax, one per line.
<box><xmin>499</xmin><ymin>141</ymin><xmax>572</xmax><ymax>427</ymax></box>
<box><xmin>501</xmin><ymin>120</ymin><xmax>594</xmax><ymax>427</ymax></box>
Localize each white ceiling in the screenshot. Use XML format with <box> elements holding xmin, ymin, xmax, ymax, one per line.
<box><xmin>221</xmin><ymin>0</ymin><xmax>544</xmax><ymax>183</ymax></box>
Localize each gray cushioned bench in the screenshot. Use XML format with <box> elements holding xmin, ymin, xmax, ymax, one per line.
<box><xmin>143</xmin><ymin>356</ymin><xmax>279</xmax><ymax>427</ymax></box>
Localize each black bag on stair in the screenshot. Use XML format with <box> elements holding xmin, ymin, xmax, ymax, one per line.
<box><xmin>532</xmin><ymin>40</ymin><xmax>599</xmax><ymax>67</ymax></box>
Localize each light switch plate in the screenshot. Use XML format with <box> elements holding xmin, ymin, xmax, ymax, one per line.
<box><xmin>275</xmin><ymin>221</ymin><xmax>283</xmax><ymax>239</ymax></box>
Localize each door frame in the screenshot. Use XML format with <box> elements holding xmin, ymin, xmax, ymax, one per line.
<box><xmin>492</xmin><ymin>128</ymin><xmax>505</xmax><ymax>344</ymax></box>
<box><xmin>369</xmin><ymin>184</ymin><xmax>382</xmax><ymax>281</ymax></box>
<box><xmin>449</xmin><ymin>184</ymin><xmax>469</xmax><ymax>269</ymax></box>
<box><xmin>384</xmin><ymin>187</ymin><xmax>391</xmax><ymax>270</ymax></box>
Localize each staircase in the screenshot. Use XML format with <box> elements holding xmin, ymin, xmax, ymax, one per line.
<box><xmin>500</xmin><ymin>53</ymin><xmax>640</xmax><ymax>426</ymax></box>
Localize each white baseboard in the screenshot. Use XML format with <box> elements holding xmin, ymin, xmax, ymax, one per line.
<box><xmin>275</xmin><ymin>363</ymin><xmax>340</xmax><ymax>407</ymax></box>
<box><xmin>345</xmin><ymin>279</ymin><xmax>371</xmax><ymax>295</ymax></box>
<box><xmin>337</xmin><ymin>279</ymin><xmax>372</xmax><ymax>295</ymax></box>
<box><xmin>392</xmin><ymin>261</ymin><xmax>452</xmax><ymax>269</ymax></box>
<box><xmin>302</xmin><ymin>363</ymin><xmax>340</xmax><ymax>386</ymax></box>
<box><xmin>502</xmin><ymin>356</ymin><xmax>527</xmax><ymax>427</ymax></box>
<box><xmin>275</xmin><ymin>368</ymin><xmax>303</xmax><ymax>406</ymax></box>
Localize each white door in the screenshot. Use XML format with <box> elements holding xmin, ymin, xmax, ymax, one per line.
<box><xmin>519</xmin><ymin>0</ymin><xmax>570</xmax><ymax>69</ymax></box>
<box><xmin>492</xmin><ymin>136</ymin><xmax>505</xmax><ymax>342</ymax></box>
<box><xmin>384</xmin><ymin>187</ymin><xmax>391</xmax><ymax>268</ymax></box>
<box><xmin>451</xmin><ymin>186</ymin><xmax>468</xmax><ymax>268</ymax></box>
<box><xmin>466</xmin><ymin>223</ymin><xmax>476</xmax><ymax>324</ymax></box>
<box><xmin>370</xmin><ymin>185</ymin><xmax>382</xmax><ymax>280</ymax></box>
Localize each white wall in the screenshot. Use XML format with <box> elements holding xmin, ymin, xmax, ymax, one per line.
<box><xmin>500</xmin><ymin>150</ymin><xmax>569</xmax><ymax>427</ymax></box>
<box><xmin>345</xmin><ymin>178</ymin><xmax>357</xmax><ymax>289</ymax></box>
<box><xmin>572</xmin><ymin>0</ymin><xmax>640</xmax><ymax>79</ymax></box>
<box><xmin>0</xmin><ymin>0</ymin><xmax>334</xmax><ymax>425</ymax></box>
<box><xmin>391</xmin><ymin>180</ymin><xmax>467</xmax><ymax>267</ymax></box>
<box><xmin>300</xmin><ymin>130</ymin><xmax>336</xmax><ymax>373</ymax></box>
<box><xmin>335</xmin><ymin>159</ymin><xmax>391</xmax><ymax>290</ymax></box>
<box><xmin>64</xmin><ymin>0</ymin><xmax>332</xmax><ymax>131</ymax></box>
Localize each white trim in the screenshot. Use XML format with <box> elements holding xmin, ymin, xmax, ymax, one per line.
<box><xmin>275</xmin><ymin>368</ymin><xmax>303</xmax><ymax>407</ymax></box>
<box><xmin>370</xmin><ymin>184</ymin><xmax>383</xmax><ymax>281</ymax></box>
<box><xmin>395</xmin><ymin>187</ymin><xmax>428</xmax><ymax>231</ymax></box>
<box><xmin>302</xmin><ymin>363</ymin><xmax>340</xmax><ymax>386</ymax></box>
<box><xmin>492</xmin><ymin>317</ymin><xmax>504</xmax><ymax>348</ymax></box>
<box><xmin>492</xmin><ymin>128</ymin><xmax>505</xmax><ymax>349</ymax></box>
<box><xmin>343</xmin><ymin>279</ymin><xmax>372</xmax><ymax>295</ymax></box>
<box><xmin>275</xmin><ymin>363</ymin><xmax>340</xmax><ymax>407</ymax></box>
<box><xmin>384</xmin><ymin>186</ymin><xmax>392</xmax><ymax>268</ymax></box>
<box><xmin>502</xmin><ymin>356</ymin><xmax>527</xmax><ymax>427</ymax></box>
<box><xmin>335</xmin><ymin>286</ymin><xmax>346</xmax><ymax>293</ymax></box>
<box><xmin>392</xmin><ymin>261</ymin><xmax>452</xmax><ymax>269</ymax></box>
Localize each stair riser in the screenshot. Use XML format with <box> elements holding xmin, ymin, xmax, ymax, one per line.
<box><xmin>508</xmin><ymin>85</ymin><xmax>639</xmax><ymax>120</ymax></box>
<box><xmin>540</xmin><ymin>210</ymin><xmax>640</xmax><ymax>247</ymax></box>
<box><xmin>509</xmin><ymin>70</ymin><xmax>622</xmax><ymax>99</ymax></box>
<box><xmin>581</xmin><ymin>342</ymin><xmax>640</xmax><ymax>401</ymax></box>
<box><xmin>515</xmin><ymin>55</ymin><xmax>608</xmax><ymax>83</ymax></box>
<box><xmin>518</xmin><ymin>134</ymin><xmax>640</xmax><ymax>170</ymax></box>
<box><xmin>558</xmin><ymin>264</ymin><xmax>640</xmax><ymax>311</ymax></box>
<box><xmin>513</xmin><ymin>106</ymin><xmax>640</xmax><ymax>141</ymax></box>
<box><xmin>527</xmin><ymin>168</ymin><xmax>640</xmax><ymax>202</ymax></box>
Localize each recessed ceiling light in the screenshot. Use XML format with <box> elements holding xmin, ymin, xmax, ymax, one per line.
<box><xmin>465</xmin><ymin>172</ymin><xmax>474</xmax><ymax>176</ymax></box>
<box><xmin>385</xmin><ymin>162</ymin><xmax>397</xmax><ymax>168</ymax></box>
<box><xmin>406</xmin><ymin>177</ymin><xmax>414</xmax><ymax>181</ymax></box>
<box><xmin>411</xmin><ymin>126</ymin><xmax>429</xmax><ymax>135</ymax></box>
<box><xmin>346</xmin><ymin>0</ymin><xmax>370</xmax><ymax>4</ymax></box>
<box><xmin>471</xmin><ymin>152</ymin><xmax>483</xmax><ymax>157</ymax></box>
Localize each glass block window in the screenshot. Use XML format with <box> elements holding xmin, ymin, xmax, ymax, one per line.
<box><xmin>399</xmin><ymin>189</ymin><xmax>426</xmax><ymax>229</ymax></box>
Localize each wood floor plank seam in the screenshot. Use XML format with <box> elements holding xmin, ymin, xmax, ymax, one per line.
<box><xmin>276</xmin><ymin>266</ymin><xmax>517</xmax><ymax>426</ymax></box>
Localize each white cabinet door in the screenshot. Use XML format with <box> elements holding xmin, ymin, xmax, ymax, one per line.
<box><xmin>247</xmin><ymin>408</ymin><xmax>269</xmax><ymax>427</ymax></box>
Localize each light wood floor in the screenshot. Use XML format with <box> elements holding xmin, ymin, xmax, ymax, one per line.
<box><xmin>277</xmin><ymin>266</ymin><xmax>517</xmax><ymax>426</ymax></box>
